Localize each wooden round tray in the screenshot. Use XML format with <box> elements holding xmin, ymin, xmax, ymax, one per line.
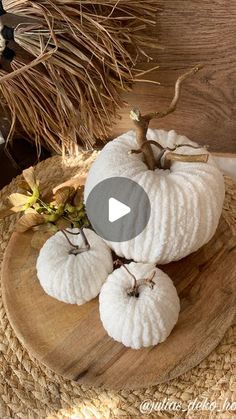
<box><xmin>2</xmin><ymin>216</ymin><xmax>236</xmax><ymax>390</ymax></box>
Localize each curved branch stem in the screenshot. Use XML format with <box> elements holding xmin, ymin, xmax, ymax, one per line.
<box><xmin>129</xmin><ymin>140</ymin><xmax>209</xmax><ymax>169</ymax></box>
<box><xmin>79</xmin><ymin>227</ymin><xmax>90</xmax><ymax>251</ymax></box>
<box><xmin>145</xmin><ymin>64</ymin><xmax>203</xmax><ymax>120</ymax></box>
<box><xmin>60</xmin><ymin>229</ymin><xmax>79</xmax><ymax>253</ymax></box>
<box><xmin>130</xmin><ymin>64</ymin><xmax>203</xmax><ymax>170</ymax></box>
<box><xmin>114</xmin><ymin>260</ymin><xmax>156</xmax><ymax>298</ymax></box>
<box><xmin>127</xmin><ymin>271</ymin><xmax>156</xmax><ymax>298</ymax></box>
<box><xmin>114</xmin><ymin>259</ymin><xmax>137</xmax><ymax>290</ymax></box>
<box><xmin>165</xmin><ymin>152</ymin><xmax>209</xmax><ymax>163</ymax></box>
<box><xmin>142</xmin><ymin>140</ymin><xmax>206</xmax><ymax>152</ymax></box>
<box><xmin>60</xmin><ymin>228</ymin><xmax>90</xmax><ymax>255</ymax></box>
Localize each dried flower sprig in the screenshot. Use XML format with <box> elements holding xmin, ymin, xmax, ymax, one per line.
<box><xmin>0</xmin><ymin>166</ymin><xmax>89</xmax><ymax>233</ymax></box>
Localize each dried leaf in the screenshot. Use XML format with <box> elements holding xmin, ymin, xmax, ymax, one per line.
<box><xmin>53</xmin><ymin>186</ymin><xmax>75</xmax><ymax>205</ymax></box>
<box><xmin>32</xmin><ymin>223</ymin><xmax>51</xmax><ymax>232</ymax></box>
<box><xmin>9</xmin><ymin>193</ymin><xmax>29</xmax><ymax>210</ymax></box>
<box><xmin>10</xmin><ymin>206</ymin><xmax>25</xmax><ymax>213</ymax></box>
<box><xmin>15</xmin><ymin>212</ymin><xmax>45</xmax><ymax>233</ymax></box>
<box><xmin>73</xmin><ymin>186</ymin><xmax>84</xmax><ymax>207</ymax></box>
<box><xmin>9</xmin><ymin>188</ymin><xmax>40</xmax><ymax>212</ymax></box>
<box><xmin>22</xmin><ymin>166</ymin><xmax>36</xmax><ymax>190</ymax></box>
<box><xmin>53</xmin><ymin>175</ymin><xmax>86</xmax><ymax>194</ymax></box>
<box><xmin>24</xmin><ymin>208</ymin><xmax>37</xmax><ymax>214</ymax></box>
<box><xmin>17</xmin><ymin>180</ymin><xmax>31</xmax><ymax>192</ymax></box>
<box><xmin>41</xmin><ymin>191</ymin><xmax>54</xmax><ymax>203</ymax></box>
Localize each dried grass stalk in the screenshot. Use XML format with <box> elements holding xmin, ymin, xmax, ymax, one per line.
<box><xmin>0</xmin><ymin>1</ymin><xmax>159</xmax><ymax>154</ymax></box>
<box><xmin>0</xmin><ymin>56</ymin><xmax>80</xmax><ymax>156</ymax></box>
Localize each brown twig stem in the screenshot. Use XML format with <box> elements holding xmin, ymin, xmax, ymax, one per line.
<box><xmin>114</xmin><ymin>259</ymin><xmax>156</xmax><ymax>298</ymax></box>
<box><xmin>60</xmin><ymin>228</ymin><xmax>90</xmax><ymax>255</ymax></box>
<box><xmin>60</xmin><ymin>229</ymin><xmax>79</xmax><ymax>254</ymax></box>
<box><xmin>165</xmin><ymin>152</ymin><xmax>209</xmax><ymax>163</ymax></box>
<box><xmin>130</xmin><ymin>64</ymin><xmax>204</xmax><ymax>170</ymax></box>
<box><xmin>79</xmin><ymin>228</ymin><xmax>90</xmax><ymax>251</ymax></box>
<box><xmin>127</xmin><ymin>271</ymin><xmax>156</xmax><ymax>298</ymax></box>
<box><xmin>129</xmin><ymin>140</ymin><xmax>209</xmax><ymax>169</ymax></box>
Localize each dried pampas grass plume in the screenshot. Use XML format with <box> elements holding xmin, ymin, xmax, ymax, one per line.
<box><xmin>0</xmin><ymin>1</ymin><xmax>159</xmax><ymax>155</ymax></box>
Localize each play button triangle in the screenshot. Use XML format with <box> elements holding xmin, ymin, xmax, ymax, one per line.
<box><xmin>86</xmin><ymin>177</ymin><xmax>151</xmax><ymax>242</ymax></box>
<box><xmin>108</xmin><ymin>197</ymin><xmax>131</xmax><ymax>223</ymax></box>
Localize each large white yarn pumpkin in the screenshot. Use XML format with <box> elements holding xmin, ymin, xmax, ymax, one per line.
<box><xmin>84</xmin><ymin>129</ymin><xmax>225</xmax><ymax>263</ymax></box>
<box><xmin>99</xmin><ymin>262</ymin><xmax>180</xmax><ymax>349</ymax></box>
<box><xmin>36</xmin><ymin>228</ymin><xmax>113</xmax><ymax>305</ymax></box>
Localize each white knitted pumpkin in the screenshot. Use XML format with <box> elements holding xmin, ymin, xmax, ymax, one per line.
<box><xmin>36</xmin><ymin>228</ymin><xmax>113</xmax><ymax>305</ymax></box>
<box><xmin>99</xmin><ymin>262</ymin><xmax>180</xmax><ymax>349</ymax></box>
<box><xmin>85</xmin><ymin>129</ymin><xmax>225</xmax><ymax>263</ymax></box>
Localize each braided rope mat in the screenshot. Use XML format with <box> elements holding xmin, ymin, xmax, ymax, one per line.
<box><xmin>0</xmin><ymin>154</ymin><xmax>236</xmax><ymax>419</ymax></box>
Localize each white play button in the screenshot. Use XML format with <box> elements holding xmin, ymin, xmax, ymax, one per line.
<box><xmin>86</xmin><ymin>177</ymin><xmax>151</xmax><ymax>242</ymax></box>
<box><xmin>108</xmin><ymin>197</ymin><xmax>131</xmax><ymax>223</ymax></box>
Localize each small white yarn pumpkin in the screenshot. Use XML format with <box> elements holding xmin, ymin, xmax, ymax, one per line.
<box><xmin>36</xmin><ymin>228</ymin><xmax>113</xmax><ymax>305</ymax></box>
<box><xmin>99</xmin><ymin>262</ymin><xmax>180</xmax><ymax>349</ymax></box>
<box><xmin>84</xmin><ymin>129</ymin><xmax>225</xmax><ymax>263</ymax></box>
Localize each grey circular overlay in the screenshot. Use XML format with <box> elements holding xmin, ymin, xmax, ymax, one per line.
<box><xmin>86</xmin><ymin>177</ymin><xmax>151</xmax><ymax>242</ymax></box>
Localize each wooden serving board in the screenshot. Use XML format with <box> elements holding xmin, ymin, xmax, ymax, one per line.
<box><xmin>2</xmin><ymin>217</ymin><xmax>236</xmax><ymax>390</ymax></box>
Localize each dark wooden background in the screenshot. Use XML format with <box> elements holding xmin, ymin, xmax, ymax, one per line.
<box><xmin>112</xmin><ymin>0</ymin><xmax>236</xmax><ymax>153</ymax></box>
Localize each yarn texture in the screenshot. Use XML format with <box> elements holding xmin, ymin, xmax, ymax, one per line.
<box><xmin>85</xmin><ymin>129</ymin><xmax>225</xmax><ymax>263</ymax></box>
<box><xmin>36</xmin><ymin>228</ymin><xmax>113</xmax><ymax>305</ymax></box>
<box><xmin>99</xmin><ymin>262</ymin><xmax>180</xmax><ymax>349</ymax></box>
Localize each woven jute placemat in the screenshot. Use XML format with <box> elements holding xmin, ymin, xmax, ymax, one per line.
<box><xmin>0</xmin><ymin>154</ymin><xmax>235</xmax><ymax>419</ymax></box>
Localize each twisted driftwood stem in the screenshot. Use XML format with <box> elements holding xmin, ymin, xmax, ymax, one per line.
<box><xmin>130</xmin><ymin>64</ymin><xmax>204</xmax><ymax>170</ymax></box>
<box><xmin>130</xmin><ymin>108</ymin><xmax>156</xmax><ymax>170</ymax></box>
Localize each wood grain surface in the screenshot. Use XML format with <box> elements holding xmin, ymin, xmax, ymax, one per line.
<box><xmin>2</xmin><ymin>216</ymin><xmax>236</xmax><ymax>389</ymax></box>
<box><xmin>1</xmin><ymin>3</ymin><xmax>236</xmax><ymax>153</ymax></box>
<box><xmin>111</xmin><ymin>0</ymin><xmax>236</xmax><ymax>153</ymax></box>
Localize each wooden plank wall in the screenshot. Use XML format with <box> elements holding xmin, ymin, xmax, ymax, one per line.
<box><xmin>112</xmin><ymin>0</ymin><xmax>236</xmax><ymax>153</ymax></box>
